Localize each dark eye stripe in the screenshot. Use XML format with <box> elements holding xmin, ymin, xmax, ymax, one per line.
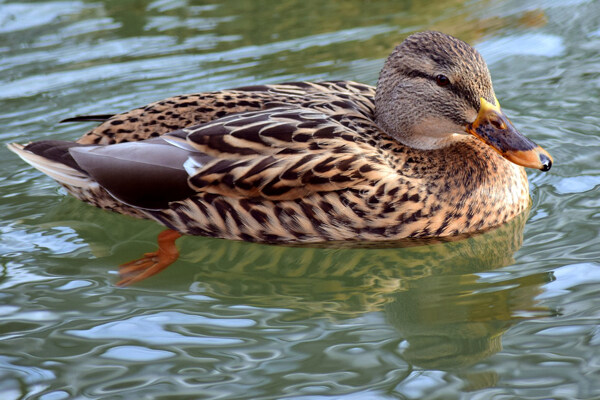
<box><xmin>404</xmin><ymin>69</ymin><xmax>432</xmax><ymax>81</ymax></box>
<box><xmin>403</xmin><ymin>69</ymin><xmax>480</xmax><ymax>111</ymax></box>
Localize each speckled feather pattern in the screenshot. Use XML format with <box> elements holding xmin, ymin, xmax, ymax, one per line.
<box><xmin>65</xmin><ymin>80</ymin><xmax>528</xmax><ymax>243</ymax></box>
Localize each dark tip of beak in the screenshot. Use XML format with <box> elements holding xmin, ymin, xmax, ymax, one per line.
<box><xmin>540</xmin><ymin>153</ymin><xmax>552</xmax><ymax>171</ymax></box>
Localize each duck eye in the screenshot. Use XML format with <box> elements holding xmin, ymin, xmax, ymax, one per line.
<box><xmin>436</xmin><ymin>75</ymin><xmax>450</xmax><ymax>87</ymax></box>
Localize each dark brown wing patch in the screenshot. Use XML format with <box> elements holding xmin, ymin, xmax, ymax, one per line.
<box><xmin>69</xmin><ymin>139</ymin><xmax>195</xmax><ymax>209</ymax></box>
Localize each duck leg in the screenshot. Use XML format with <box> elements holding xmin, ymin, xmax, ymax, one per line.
<box><xmin>117</xmin><ymin>229</ymin><xmax>182</xmax><ymax>286</ymax></box>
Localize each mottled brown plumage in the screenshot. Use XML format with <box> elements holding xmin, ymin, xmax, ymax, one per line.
<box><xmin>9</xmin><ymin>31</ymin><xmax>552</xmax><ymax>246</ymax></box>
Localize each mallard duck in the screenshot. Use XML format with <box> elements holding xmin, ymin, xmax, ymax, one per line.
<box><xmin>8</xmin><ymin>31</ymin><xmax>552</xmax><ymax>285</ymax></box>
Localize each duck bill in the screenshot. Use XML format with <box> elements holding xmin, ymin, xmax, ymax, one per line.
<box><xmin>466</xmin><ymin>98</ymin><xmax>552</xmax><ymax>171</ymax></box>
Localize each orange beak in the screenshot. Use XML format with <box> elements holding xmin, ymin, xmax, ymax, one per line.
<box><xmin>466</xmin><ymin>98</ymin><xmax>552</xmax><ymax>171</ymax></box>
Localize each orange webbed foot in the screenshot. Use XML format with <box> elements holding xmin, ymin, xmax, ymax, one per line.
<box><xmin>117</xmin><ymin>229</ymin><xmax>182</xmax><ymax>286</ymax></box>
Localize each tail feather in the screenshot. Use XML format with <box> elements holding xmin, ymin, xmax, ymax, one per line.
<box><xmin>7</xmin><ymin>142</ymin><xmax>93</xmax><ymax>188</ymax></box>
<box><xmin>60</xmin><ymin>114</ymin><xmax>115</xmax><ymax>123</ymax></box>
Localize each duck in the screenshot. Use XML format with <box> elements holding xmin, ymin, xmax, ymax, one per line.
<box><xmin>8</xmin><ymin>31</ymin><xmax>553</xmax><ymax>285</ymax></box>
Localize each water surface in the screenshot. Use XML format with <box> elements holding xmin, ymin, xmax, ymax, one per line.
<box><xmin>1</xmin><ymin>0</ymin><xmax>599</xmax><ymax>399</ymax></box>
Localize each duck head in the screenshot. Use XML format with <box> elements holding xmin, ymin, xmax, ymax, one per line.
<box><xmin>375</xmin><ymin>31</ymin><xmax>552</xmax><ymax>171</ymax></box>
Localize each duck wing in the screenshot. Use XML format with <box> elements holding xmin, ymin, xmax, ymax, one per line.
<box><xmin>162</xmin><ymin>106</ymin><xmax>390</xmax><ymax>201</ymax></box>
<box><xmin>74</xmin><ymin>81</ymin><xmax>376</xmax><ymax>145</ymax></box>
<box><xmin>65</xmin><ymin>105</ymin><xmax>390</xmax><ymax>209</ymax></box>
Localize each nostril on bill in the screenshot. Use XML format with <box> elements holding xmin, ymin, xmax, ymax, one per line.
<box><xmin>489</xmin><ymin>117</ymin><xmax>506</xmax><ymax>130</ymax></box>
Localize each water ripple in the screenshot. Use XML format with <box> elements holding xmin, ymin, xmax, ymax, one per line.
<box><xmin>66</xmin><ymin>311</ymin><xmax>255</xmax><ymax>346</ymax></box>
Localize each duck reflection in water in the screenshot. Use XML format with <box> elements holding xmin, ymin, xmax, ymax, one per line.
<box><xmin>44</xmin><ymin>202</ymin><xmax>554</xmax><ymax>376</ymax></box>
<box><xmin>179</xmin><ymin>209</ymin><xmax>554</xmax><ymax>373</ymax></box>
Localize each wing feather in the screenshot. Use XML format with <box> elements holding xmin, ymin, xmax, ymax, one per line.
<box><xmin>164</xmin><ymin>107</ymin><xmax>391</xmax><ymax>200</ymax></box>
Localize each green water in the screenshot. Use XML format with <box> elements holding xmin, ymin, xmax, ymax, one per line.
<box><xmin>1</xmin><ymin>0</ymin><xmax>599</xmax><ymax>399</ymax></box>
